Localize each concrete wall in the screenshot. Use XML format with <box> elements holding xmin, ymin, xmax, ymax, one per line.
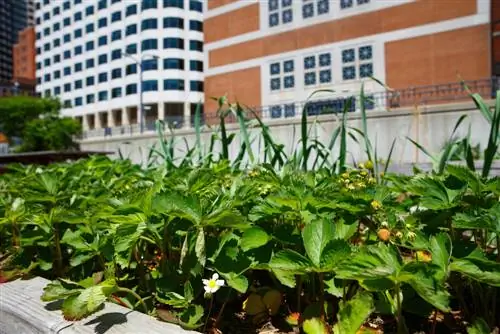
<box><xmin>80</xmin><ymin>100</ymin><xmax>492</xmax><ymax>167</ymax></box>
<box><xmin>0</xmin><ymin>277</ymin><xmax>196</xmax><ymax>334</ymax></box>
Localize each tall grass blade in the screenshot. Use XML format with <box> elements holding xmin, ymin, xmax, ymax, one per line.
<box><xmin>235</xmin><ymin>103</ymin><xmax>254</xmax><ymax>164</ymax></box>
<box><xmin>482</xmin><ymin>90</ymin><xmax>500</xmax><ymax>178</ymax></box>
<box><xmin>193</xmin><ymin>101</ymin><xmax>203</xmax><ymax>163</ymax></box>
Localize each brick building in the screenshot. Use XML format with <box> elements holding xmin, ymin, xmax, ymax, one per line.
<box><xmin>204</xmin><ymin>0</ymin><xmax>494</xmax><ymax>118</ymax></box>
<box><xmin>13</xmin><ymin>26</ymin><xmax>36</xmax><ymax>86</ymax></box>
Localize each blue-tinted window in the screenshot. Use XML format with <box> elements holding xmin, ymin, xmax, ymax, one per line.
<box><xmin>98</xmin><ymin>17</ymin><xmax>107</xmax><ymax>27</ymax></box>
<box><xmin>164</xmin><ymin>0</ymin><xmax>183</xmax><ymax>8</ymax></box>
<box><xmin>53</xmin><ymin>54</ymin><xmax>61</xmax><ymax>63</ymax></box>
<box><xmin>142</xmin><ymin>59</ymin><xmax>158</xmax><ymax>71</ymax></box>
<box><xmin>54</xmin><ymin>70</ymin><xmax>61</xmax><ymax>79</ymax></box>
<box><xmin>112</xmin><ymin>87</ymin><xmax>122</xmax><ymax>98</ymax></box>
<box><xmin>75</xmin><ymin>0</ymin><xmax>82</xmax><ymax>4</ymax></box>
<box><xmin>36</xmin><ymin>62</ymin><xmax>41</xmax><ymax>70</ymax></box>
<box><xmin>189</xmin><ymin>40</ymin><xmax>203</xmax><ymax>52</ymax></box>
<box><xmin>190</xmin><ymin>81</ymin><xmax>203</xmax><ymax>92</ymax></box>
<box><xmin>44</xmin><ymin>58</ymin><xmax>50</xmax><ymax>66</ymax></box>
<box><xmin>98</xmin><ymin>0</ymin><xmax>107</xmax><ymax>9</ymax></box>
<box><xmin>98</xmin><ymin>54</ymin><xmax>107</xmax><ymax>64</ymax></box>
<box><xmin>74</xmin><ymin>45</ymin><xmax>83</xmax><ymax>55</ymax></box>
<box><xmin>142</xmin><ymin>80</ymin><xmax>158</xmax><ymax>92</ymax></box>
<box><xmin>53</xmin><ymin>6</ymin><xmax>60</xmax><ymax>15</ymax></box>
<box><xmin>111</xmin><ymin>68</ymin><xmax>122</xmax><ymax>79</ymax></box>
<box><xmin>111</xmin><ymin>11</ymin><xmax>121</xmax><ymax>22</ymax></box>
<box><xmin>43</xmin><ymin>27</ymin><xmax>50</xmax><ymax>36</ymax></box>
<box><xmin>74</xmin><ymin>62</ymin><xmax>83</xmax><ymax>72</ymax></box>
<box><xmin>74</xmin><ymin>97</ymin><xmax>83</xmax><ymax>107</ymax></box>
<box><xmin>99</xmin><ymin>91</ymin><xmax>108</xmax><ymax>101</ymax></box>
<box><xmin>74</xmin><ymin>28</ymin><xmax>82</xmax><ymax>38</ymax></box>
<box><xmin>111</xmin><ymin>30</ymin><xmax>122</xmax><ymax>41</ymax></box>
<box><xmin>126</xmin><ymin>4</ymin><xmax>137</xmax><ymax>16</ymax></box>
<box><xmin>36</xmin><ymin>47</ymin><xmax>41</xmax><ymax>55</ymax></box>
<box><xmin>74</xmin><ymin>12</ymin><xmax>82</xmax><ymax>21</ymax></box>
<box><xmin>164</xmin><ymin>17</ymin><xmax>183</xmax><ymax>29</ymax></box>
<box><xmin>86</xmin><ymin>5</ymin><xmax>94</xmax><ymax>15</ymax></box>
<box><xmin>126</xmin><ymin>43</ymin><xmax>137</xmax><ymax>54</ymax></box>
<box><xmin>111</xmin><ymin>49</ymin><xmax>121</xmax><ymax>60</ymax></box>
<box><xmin>189</xmin><ymin>1</ymin><xmax>202</xmax><ymax>12</ymax></box>
<box><xmin>111</xmin><ymin>0</ymin><xmax>120</xmax><ymax>3</ymax></box>
<box><xmin>126</xmin><ymin>24</ymin><xmax>137</xmax><ymax>35</ymax></box>
<box><xmin>142</xmin><ymin>0</ymin><xmax>157</xmax><ymax>10</ymax></box>
<box><xmin>189</xmin><ymin>20</ymin><xmax>202</xmax><ymax>32</ymax></box>
<box><xmin>36</xmin><ymin>17</ymin><xmax>41</xmax><ymax>25</ymax></box>
<box><xmin>86</xmin><ymin>23</ymin><xmax>94</xmax><ymax>33</ymax></box>
<box><xmin>142</xmin><ymin>39</ymin><xmax>158</xmax><ymax>50</ymax></box>
<box><xmin>64</xmin><ymin>83</ymin><xmax>71</xmax><ymax>92</ymax></box>
<box><xmin>63</xmin><ymin>33</ymin><xmax>70</xmax><ymax>42</ymax></box>
<box><xmin>53</xmin><ymin>38</ymin><xmax>60</xmax><ymax>47</ymax></box>
<box><xmin>36</xmin><ymin>32</ymin><xmax>41</xmax><ymax>40</ymax></box>
<box><xmin>98</xmin><ymin>72</ymin><xmax>108</xmax><ymax>83</ymax></box>
<box><xmin>74</xmin><ymin>80</ymin><xmax>83</xmax><ymax>89</ymax></box>
<box><xmin>86</xmin><ymin>41</ymin><xmax>94</xmax><ymax>51</ymax></box>
<box><xmin>53</xmin><ymin>22</ymin><xmax>60</xmax><ymax>31</ymax></box>
<box><xmin>164</xmin><ymin>58</ymin><xmax>184</xmax><ymax>69</ymax></box>
<box><xmin>64</xmin><ymin>66</ymin><xmax>71</xmax><ymax>75</ymax></box>
<box><xmin>43</xmin><ymin>12</ymin><xmax>50</xmax><ymax>20</ymax></box>
<box><xmin>63</xmin><ymin>17</ymin><xmax>71</xmax><ymax>26</ymax></box>
<box><xmin>98</xmin><ymin>35</ymin><xmax>107</xmax><ymax>46</ymax></box>
<box><xmin>141</xmin><ymin>18</ymin><xmax>157</xmax><ymax>30</ymax></box>
<box><xmin>64</xmin><ymin>50</ymin><xmax>71</xmax><ymax>59</ymax></box>
<box><xmin>126</xmin><ymin>64</ymin><xmax>137</xmax><ymax>74</ymax></box>
<box><xmin>86</xmin><ymin>58</ymin><xmax>95</xmax><ymax>68</ymax></box>
<box><xmin>86</xmin><ymin>76</ymin><xmax>94</xmax><ymax>86</ymax></box>
<box><xmin>190</xmin><ymin>60</ymin><xmax>203</xmax><ymax>71</ymax></box>
<box><xmin>126</xmin><ymin>84</ymin><xmax>137</xmax><ymax>95</ymax></box>
<box><xmin>54</xmin><ymin>86</ymin><xmax>61</xmax><ymax>95</ymax></box>
<box><xmin>86</xmin><ymin>94</ymin><xmax>95</xmax><ymax>104</ymax></box>
<box><xmin>63</xmin><ymin>1</ymin><xmax>70</xmax><ymax>10</ymax></box>
<box><xmin>164</xmin><ymin>38</ymin><xmax>183</xmax><ymax>49</ymax></box>
<box><xmin>43</xmin><ymin>43</ymin><xmax>50</xmax><ymax>51</ymax></box>
<box><xmin>164</xmin><ymin>79</ymin><xmax>184</xmax><ymax>90</ymax></box>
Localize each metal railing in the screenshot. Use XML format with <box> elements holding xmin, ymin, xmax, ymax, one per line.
<box><xmin>81</xmin><ymin>77</ymin><xmax>500</xmax><ymax>139</ymax></box>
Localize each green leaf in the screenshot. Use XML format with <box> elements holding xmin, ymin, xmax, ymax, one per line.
<box><xmin>333</xmin><ymin>292</ymin><xmax>374</xmax><ymax>334</ymax></box>
<box><xmin>269</xmin><ymin>249</ymin><xmax>311</xmax><ymax>273</ymax></box>
<box><xmin>272</xmin><ymin>269</ymin><xmax>297</xmax><ymax>288</ymax></box>
<box><xmin>467</xmin><ymin>318</ymin><xmax>491</xmax><ymax>334</ymax></box>
<box><xmin>195</xmin><ymin>228</ymin><xmax>206</xmax><ymax>267</ymax></box>
<box><xmin>450</xmin><ymin>256</ymin><xmax>500</xmax><ymax>287</ymax></box>
<box><xmin>41</xmin><ymin>280</ymin><xmax>82</xmax><ymax>302</ymax></box>
<box><xmin>429</xmin><ymin>233</ymin><xmax>451</xmax><ymax>276</ymax></box>
<box><xmin>223</xmin><ymin>273</ymin><xmax>248</xmax><ymax>293</ymax></box>
<box><xmin>303</xmin><ymin>317</ymin><xmax>330</xmax><ymax>334</ymax></box>
<box><xmin>240</xmin><ymin>226</ymin><xmax>270</xmax><ymax>252</ymax></box>
<box><xmin>156</xmin><ymin>292</ymin><xmax>189</xmax><ymax>308</ymax></box>
<box><xmin>61</xmin><ymin>285</ymin><xmax>112</xmax><ymax>321</ymax></box>
<box><xmin>302</xmin><ymin>218</ymin><xmax>335</xmax><ymax>267</ymax></box>
<box><xmin>319</xmin><ymin>240</ymin><xmax>351</xmax><ymax>272</ymax></box>
<box><xmin>114</xmin><ymin>221</ymin><xmax>147</xmax><ymax>268</ymax></box>
<box><xmin>61</xmin><ymin>229</ymin><xmax>90</xmax><ymax>250</ymax></box>
<box><xmin>179</xmin><ymin>304</ymin><xmax>204</xmax><ymax>330</ymax></box>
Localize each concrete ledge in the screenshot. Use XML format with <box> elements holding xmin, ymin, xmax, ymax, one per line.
<box><xmin>0</xmin><ymin>277</ymin><xmax>198</xmax><ymax>334</ymax></box>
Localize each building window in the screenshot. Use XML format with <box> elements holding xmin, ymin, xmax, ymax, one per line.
<box><xmin>43</xmin><ymin>43</ymin><xmax>50</xmax><ymax>51</ymax></box>
<box><xmin>269</xmin><ymin>0</ymin><xmax>293</xmax><ymax>27</ymax></box>
<box><xmin>341</xmin><ymin>0</ymin><xmax>370</xmax><ymax>9</ymax></box>
<box><xmin>98</xmin><ymin>91</ymin><xmax>108</xmax><ymax>101</ymax></box>
<box><xmin>164</xmin><ymin>17</ymin><xmax>184</xmax><ymax>29</ymax></box>
<box><xmin>53</xmin><ymin>38</ymin><xmax>60</xmax><ymax>47</ymax></box>
<box><xmin>126</xmin><ymin>84</ymin><xmax>137</xmax><ymax>95</ymax></box>
<box><xmin>189</xmin><ymin>40</ymin><xmax>203</xmax><ymax>52</ymax></box>
<box><xmin>44</xmin><ymin>74</ymin><xmax>51</xmax><ymax>82</ymax></box>
<box><xmin>98</xmin><ymin>35</ymin><xmax>107</xmax><ymax>46</ymax></box>
<box><xmin>74</xmin><ymin>80</ymin><xmax>83</xmax><ymax>89</ymax></box>
<box><xmin>341</xmin><ymin>45</ymin><xmax>373</xmax><ymax>81</ymax></box>
<box><xmin>54</xmin><ymin>86</ymin><xmax>61</xmax><ymax>95</ymax></box>
<box><xmin>64</xmin><ymin>66</ymin><xmax>71</xmax><ymax>75</ymax></box>
<box><xmin>63</xmin><ymin>33</ymin><xmax>71</xmax><ymax>43</ymax></box>
<box><xmin>36</xmin><ymin>47</ymin><xmax>41</xmax><ymax>55</ymax></box>
<box><xmin>86</xmin><ymin>76</ymin><xmax>94</xmax><ymax>86</ymax></box>
<box><xmin>74</xmin><ymin>45</ymin><xmax>83</xmax><ymax>55</ymax></box>
<box><xmin>86</xmin><ymin>41</ymin><xmax>94</xmax><ymax>51</ymax></box>
<box><xmin>270</xmin><ymin>59</ymin><xmax>294</xmax><ymax>91</ymax></box>
<box><xmin>86</xmin><ymin>5</ymin><xmax>94</xmax><ymax>16</ymax></box>
<box><xmin>54</xmin><ymin>22</ymin><xmax>61</xmax><ymax>31</ymax></box>
<box><xmin>74</xmin><ymin>11</ymin><xmax>82</xmax><ymax>21</ymax></box>
<box><xmin>87</xmin><ymin>94</ymin><xmax>95</xmax><ymax>104</ymax></box>
<box><xmin>98</xmin><ymin>54</ymin><xmax>107</xmax><ymax>64</ymax></box>
<box><xmin>53</xmin><ymin>6</ymin><xmax>61</xmax><ymax>15</ymax></box>
<box><xmin>142</xmin><ymin>39</ymin><xmax>159</xmax><ymax>50</ymax></box>
<box><xmin>43</xmin><ymin>27</ymin><xmax>50</xmax><ymax>36</ymax></box>
<box><xmin>36</xmin><ymin>62</ymin><xmax>41</xmax><ymax>70</ymax></box>
<box><xmin>111</xmin><ymin>11</ymin><xmax>121</xmax><ymax>22</ymax></box>
<box><xmin>142</xmin><ymin>0</ymin><xmax>157</xmax><ymax>10</ymax></box>
<box><xmin>63</xmin><ymin>1</ymin><xmax>70</xmax><ymax>10</ymax></box>
<box><xmin>64</xmin><ymin>50</ymin><xmax>71</xmax><ymax>59</ymax></box>
<box><xmin>164</xmin><ymin>79</ymin><xmax>184</xmax><ymax>91</ymax></box>
<box><xmin>74</xmin><ymin>62</ymin><xmax>83</xmax><ymax>72</ymax></box>
<box><xmin>140</xmin><ymin>59</ymin><xmax>157</xmax><ymax>71</ymax></box>
<box><xmin>86</xmin><ymin>58</ymin><xmax>95</xmax><ymax>68</ymax></box>
<box><xmin>64</xmin><ymin>17</ymin><xmax>71</xmax><ymax>26</ymax></box>
<box><xmin>98</xmin><ymin>0</ymin><xmax>107</xmax><ymax>9</ymax></box>
<box><xmin>86</xmin><ymin>23</ymin><xmax>94</xmax><ymax>33</ymax></box>
<box><xmin>164</xmin><ymin>0</ymin><xmax>183</xmax><ymax>9</ymax></box>
<box><xmin>98</xmin><ymin>17</ymin><xmax>107</xmax><ymax>28</ymax></box>
<box><xmin>126</xmin><ymin>4</ymin><xmax>137</xmax><ymax>16</ymax></box>
<box><xmin>54</xmin><ymin>54</ymin><xmax>61</xmax><ymax>63</ymax></box>
<box><xmin>126</xmin><ymin>24</ymin><xmax>137</xmax><ymax>36</ymax></box>
<box><xmin>44</xmin><ymin>58</ymin><xmax>51</xmax><ymax>66</ymax></box>
<box><xmin>111</xmin><ymin>0</ymin><xmax>120</xmax><ymax>3</ymax></box>
<box><xmin>111</xmin><ymin>68</ymin><xmax>122</xmax><ymax>79</ymax></box>
<box><xmin>54</xmin><ymin>70</ymin><xmax>61</xmax><ymax>79</ymax></box>
<box><xmin>64</xmin><ymin>83</ymin><xmax>71</xmax><ymax>92</ymax></box>
<box><xmin>270</xmin><ymin>103</ymin><xmax>295</xmax><ymax>118</ymax></box>
<box><xmin>111</xmin><ymin>30</ymin><xmax>122</xmax><ymax>41</ymax></box>
<box><xmin>75</xmin><ymin>0</ymin><xmax>82</xmax><ymax>5</ymax></box>
<box><xmin>189</xmin><ymin>1</ymin><xmax>202</xmax><ymax>12</ymax></box>
<box><xmin>111</xmin><ymin>49</ymin><xmax>121</xmax><ymax>60</ymax></box>
<box><xmin>43</xmin><ymin>12</ymin><xmax>50</xmax><ymax>20</ymax></box>
<box><xmin>303</xmin><ymin>0</ymin><xmax>329</xmax><ymax>18</ymax></box>
<box><xmin>63</xmin><ymin>100</ymin><xmax>71</xmax><ymax>108</ymax></box>
<box><xmin>74</xmin><ymin>97</ymin><xmax>83</xmax><ymax>107</ymax></box>
<box><xmin>304</xmin><ymin>52</ymin><xmax>331</xmax><ymax>86</ymax></box>
<box><xmin>141</xmin><ymin>18</ymin><xmax>157</xmax><ymax>31</ymax></box>
<box><xmin>189</xmin><ymin>20</ymin><xmax>203</xmax><ymax>32</ymax></box>
<box><xmin>189</xmin><ymin>60</ymin><xmax>203</xmax><ymax>72</ymax></box>
<box><xmin>126</xmin><ymin>64</ymin><xmax>137</xmax><ymax>75</ymax></box>
<box><xmin>112</xmin><ymin>87</ymin><xmax>122</xmax><ymax>98</ymax></box>
<box><xmin>142</xmin><ymin>80</ymin><xmax>158</xmax><ymax>92</ymax></box>
<box><xmin>74</xmin><ymin>28</ymin><xmax>82</xmax><ymax>38</ymax></box>
<box><xmin>190</xmin><ymin>81</ymin><xmax>203</xmax><ymax>92</ymax></box>
<box><xmin>36</xmin><ymin>32</ymin><xmax>41</xmax><ymax>40</ymax></box>
<box><xmin>164</xmin><ymin>58</ymin><xmax>184</xmax><ymax>70</ymax></box>
<box><xmin>36</xmin><ymin>17</ymin><xmax>41</xmax><ymax>25</ymax></box>
<box><xmin>98</xmin><ymin>72</ymin><xmax>108</xmax><ymax>83</ymax></box>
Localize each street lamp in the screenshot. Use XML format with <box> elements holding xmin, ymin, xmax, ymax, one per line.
<box><xmin>122</xmin><ymin>52</ymin><xmax>160</xmax><ymax>134</ymax></box>
<box><xmin>13</xmin><ymin>81</ymin><xmax>19</xmax><ymax>96</ymax></box>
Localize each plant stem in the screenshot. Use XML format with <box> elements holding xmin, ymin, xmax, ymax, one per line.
<box><xmin>203</xmin><ymin>295</ymin><xmax>214</xmax><ymax>333</ymax></box>
<box><xmin>395</xmin><ymin>284</ymin><xmax>403</xmax><ymax>334</ymax></box>
<box><xmin>431</xmin><ymin>309</ymin><xmax>438</xmax><ymax>334</ymax></box>
<box><xmin>116</xmin><ymin>287</ymin><xmax>148</xmax><ymax>314</ymax></box>
<box><xmin>53</xmin><ymin>223</ymin><xmax>63</xmax><ymax>277</ymax></box>
<box><xmin>296</xmin><ymin>275</ymin><xmax>302</xmax><ymax>312</ymax></box>
<box><xmin>214</xmin><ymin>290</ymin><xmax>231</xmax><ymax>328</ymax></box>
<box><xmin>318</xmin><ymin>273</ymin><xmax>325</xmax><ymax>320</ymax></box>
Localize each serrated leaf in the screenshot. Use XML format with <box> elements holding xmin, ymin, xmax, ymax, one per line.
<box><xmin>333</xmin><ymin>292</ymin><xmax>374</xmax><ymax>334</ymax></box>
<box><xmin>272</xmin><ymin>269</ymin><xmax>297</xmax><ymax>288</ymax></box>
<box><xmin>179</xmin><ymin>304</ymin><xmax>204</xmax><ymax>329</ymax></box>
<box><xmin>156</xmin><ymin>292</ymin><xmax>189</xmax><ymax>308</ymax></box>
<box><xmin>240</xmin><ymin>226</ymin><xmax>270</xmax><ymax>252</ymax></box>
<box><xmin>450</xmin><ymin>256</ymin><xmax>500</xmax><ymax>287</ymax></box>
<box><xmin>223</xmin><ymin>273</ymin><xmax>248</xmax><ymax>293</ymax></box>
<box><xmin>467</xmin><ymin>318</ymin><xmax>491</xmax><ymax>334</ymax></box>
<box><xmin>302</xmin><ymin>219</ymin><xmax>335</xmax><ymax>267</ymax></box>
<box><xmin>269</xmin><ymin>249</ymin><xmax>311</xmax><ymax>273</ymax></box>
<box><xmin>41</xmin><ymin>280</ymin><xmax>82</xmax><ymax>302</ymax></box>
<box><xmin>303</xmin><ymin>317</ymin><xmax>330</xmax><ymax>334</ymax></box>
<box><xmin>319</xmin><ymin>239</ymin><xmax>351</xmax><ymax>272</ymax></box>
<box><xmin>62</xmin><ymin>285</ymin><xmax>110</xmax><ymax>321</ymax></box>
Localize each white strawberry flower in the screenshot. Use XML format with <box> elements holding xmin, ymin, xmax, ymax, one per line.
<box><xmin>203</xmin><ymin>273</ymin><xmax>225</xmax><ymax>294</ymax></box>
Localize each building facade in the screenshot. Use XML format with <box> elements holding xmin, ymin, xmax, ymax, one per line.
<box><xmin>204</xmin><ymin>0</ymin><xmax>493</xmax><ymax>119</ymax></box>
<box><xmin>35</xmin><ymin>0</ymin><xmax>204</xmax><ymax>136</ymax></box>
<box><xmin>0</xmin><ymin>0</ymin><xmax>34</xmax><ymax>82</ymax></box>
<box><xmin>13</xmin><ymin>26</ymin><xmax>36</xmax><ymax>85</ymax></box>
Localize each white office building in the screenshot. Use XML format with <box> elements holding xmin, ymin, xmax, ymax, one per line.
<box><xmin>35</xmin><ymin>0</ymin><xmax>204</xmax><ymax>138</ymax></box>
